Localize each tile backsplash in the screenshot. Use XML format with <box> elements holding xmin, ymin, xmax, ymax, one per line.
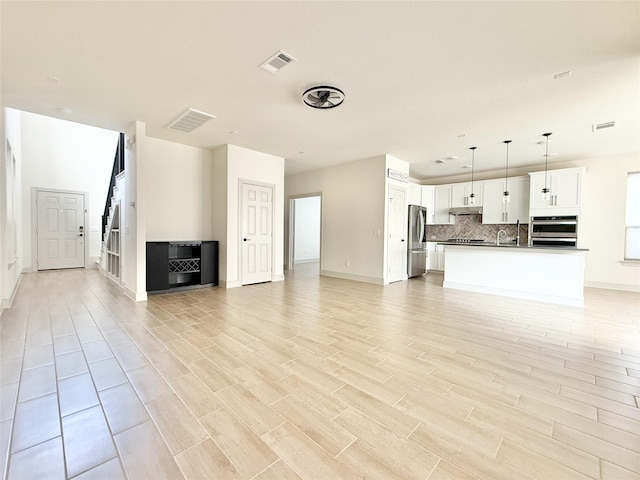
<box><xmin>425</xmin><ymin>214</ymin><xmax>529</xmax><ymax>243</ymax></box>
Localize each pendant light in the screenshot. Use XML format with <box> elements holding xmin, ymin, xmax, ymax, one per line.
<box><xmin>468</xmin><ymin>146</ymin><xmax>477</xmax><ymax>205</ymax></box>
<box><xmin>541</xmin><ymin>132</ymin><xmax>552</xmax><ymax>200</ymax></box>
<box><xmin>502</xmin><ymin>140</ymin><xmax>512</xmax><ymax>203</ymax></box>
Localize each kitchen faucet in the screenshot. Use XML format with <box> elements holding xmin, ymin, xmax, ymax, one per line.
<box><xmin>496</xmin><ymin>229</ymin><xmax>507</xmax><ymax>245</ymax></box>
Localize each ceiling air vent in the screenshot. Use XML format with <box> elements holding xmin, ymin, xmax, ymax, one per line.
<box><xmin>260</xmin><ymin>50</ymin><xmax>296</xmax><ymax>74</ymax></box>
<box><xmin>592</xmin><ymin>121</ymin><xmax>615</xmax><ymax>132</ymax></box>
<box><xmin>167</xmin><ymin>108</ymin><xmax>216</xmax><ymax>133</ymax></box>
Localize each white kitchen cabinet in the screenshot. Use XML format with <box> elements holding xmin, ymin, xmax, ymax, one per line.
<box><xmin>426</xmin><ymin>242</ymin><xmax>436</xmax><ymax>270</ymax></box>
<box><xmin>451</xmin><ymin>182</ymin><xmax>483</xmax><ymax>207</ymax></box>
<box><xmin>482</xmin><ymin>176</ymin><xmax>529</xmax><ymax>224</ymax></box>
<box><xmin>421</xmin><ymin>185</ymin><xmax>435</xmax><ymax>224</ymax></box>
<box><xmin>434</xmin><ymin>185</ymin><xmax>454</xmax><ymax>224</ymax></box>
<box><xmin>529</xmin><ymin>167</ymin><xmax>584</xmax><ymax>215</ymax></box>
<box><xmin>435</xmin><ymin>244</ymin><xmax>446</xmax><ymax>271</ymax></box>
<box><xmin>408</xmin><ymin>182</ymin><xmax>422</xmax><ymax>206</ymax></box>
<box><xmin>427</xmin><ymin>242</ymin><xmax>445</xmax><ymax>271</ymax></box>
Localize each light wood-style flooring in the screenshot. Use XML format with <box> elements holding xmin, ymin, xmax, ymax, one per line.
<box><xmin>1</xmin><ymin>264</ymin><xmax>639</xmax><ymax>479</ymax></box>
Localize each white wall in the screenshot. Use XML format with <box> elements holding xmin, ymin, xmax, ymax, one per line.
<box><xmin>211</xmin><ymin>145</ymin><xmax>228</xmax><ymax>283</ymax></box>
<box><xmin>293</xmin><ymin>196</ymin><xmax>321</xmax><ymax>263</ymax></box>
<box><xmin>1</xmin><ymin>108</ymin><xmax>24</xmax><ymax>309</ymax></box>
<box><xmin>19</xmin><ymin>111</ymin><xmax>119</xmax><ymax>269</ymax></box>
<box><xmin>145</xmin><ymin>137</ymin><xmax>213</xmax><ymax>241</ymax></box>
<box><xmin>575</xmin><ymin>153</ymin><xmax>640</xmax><ymax>291</ymax></box>
<box><xmin>212</xmin><ymin>144</ymin><xmax>285</xmax><ymax>288</ymax></box>
<box><xmin>285</xmin><ymin>155</ymin><xmax>388</xmax><ymax>284</ymax></box>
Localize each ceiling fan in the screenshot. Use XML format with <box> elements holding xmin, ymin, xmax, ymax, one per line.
<box><xmin>302</xmin><ymin>86</ymin><xmax>345</xmax><ymax>109</ymax></box>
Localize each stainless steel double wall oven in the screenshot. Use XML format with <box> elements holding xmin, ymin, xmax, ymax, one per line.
<box><xmin>529</xmin><ymin>215</ymin><xmax>578</xmax><ymax>247</ymax></box>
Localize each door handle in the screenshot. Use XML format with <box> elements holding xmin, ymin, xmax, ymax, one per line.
<box><xmin>243</xmin><ymin>238</ymin><xmax>251</xmax><ymax>242</ymax></box>
<box><xmin>77</xmin><ymin>234</ymin><xmax>84</xmax><ymax>237</ymax></box>
<box><xmin>401</xmin><ymin>239</ymin><xmax>405</xmax><ymax>242</ymax></box>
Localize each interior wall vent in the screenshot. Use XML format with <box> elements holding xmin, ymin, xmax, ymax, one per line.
<box><xmin>167</xmin><ymin>108</ymin><xmax>216</xmax><ymax>133</ymax></box>
<box><xmin>260</xmin><ymin>50</ymin><xmax>296</xmax><ymax>74</ymax></box>
<box><xmin>592</xmin><ymin>121</ymin><xmax>615</xmax><ymax>132</ymax></box>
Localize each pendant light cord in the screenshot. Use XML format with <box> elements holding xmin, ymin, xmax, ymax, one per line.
<box><xmin>544</xmin><ymin>134</ymin><xmax>550</xmax><ymax>190</ymax></box>
<box><xmin>503</xmin><ymin>140</ymin><xmax>512</xmax><ymax>192</ymax></box>
<box><xmin>470</xmin><ymin>147</ymin><xmax>476</xmax><ymax>193</ymax></box>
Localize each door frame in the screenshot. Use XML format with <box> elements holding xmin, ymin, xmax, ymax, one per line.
<box><xmin>238</xmin><ymin>179</ymin><xmax>275</xmax><ymax>286</ymax></box>
<box><xmin>31</xmin><ymin>187</ymin><xmax>89</xmax><ymax>271</ymax></box>
<box><xmin>287</xmin><ymin>193</ymin><xmax>322</xmax><ymax>271</ymax></box>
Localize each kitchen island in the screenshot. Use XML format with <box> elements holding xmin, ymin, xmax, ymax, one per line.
<box><xmin>441</xmin><ymin>243</ymin><xmax>588</xmax><ymax>306</ymax></box>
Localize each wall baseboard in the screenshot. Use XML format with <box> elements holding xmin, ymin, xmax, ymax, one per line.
<box><xmin>124</xmin><ymin>286</ymin><xmax>148</xmax><ymax>302</ymax></box>
<box><xmin>584</xmin><ymin>281</ymin><xmax>640</xmax><ymax>293</ymax></box>
<box><xmin>1</xmin><ymin>272</ymin><xmax>23</xmax><ymax>313</ymax></box>
<box><xmin>321</xmin><ymin>270</ymin><xmax>384</xmax><ymax>285</ymax></box>
<box><xmin>293</xmin><ymin>258</ymin><xmax>320</xmax><ymax>264</ymax></box>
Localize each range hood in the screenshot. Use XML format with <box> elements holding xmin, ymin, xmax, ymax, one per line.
<box><xmin>448</xmin><ymin>206</ymin><xmax>483</xmax><ymax>216</ymax></box>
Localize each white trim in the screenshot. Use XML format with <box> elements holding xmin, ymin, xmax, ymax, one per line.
<box><xmin>321</xmin><ymin>269</ymin><xmax>384</xmax><ymax>285</ymax></box>
<box><xmin>584</xmin><ymin>281</ymin><xmax>640</xmax><ymax>293</ymax></box>
<box><xmin>124</xmin><ymin>285</ymin><xmax>147</xmax><ymax>302</ymax></box>
<box><xmin>0</xmin><ymin>272</ymin><xmax>22</xmax><ymax>311</ymax></box>
<box><xmin>294</xmin><ymin>258</ymin><xmax>320</xmax><ymax>264</ymax></box>
<box><xmin>620</xmin><ymin>260</ymin><xmax>640</xmax><ymax>267</ymax></box>
<box><xmin>288</xmin><ymin>192</ymin><xmax>323</xmax><ymax>272</ymax></box>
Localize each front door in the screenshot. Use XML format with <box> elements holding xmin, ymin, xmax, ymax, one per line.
<box><xmin>241</xmin><ymin>183</ymin><xmax>273</xmax><ymax>285</ymax></box>
<box><xmin>387</xmin><ymin>185</ymin><xmax>406</xmax><ymax>283</ymax></box>
<box><xmin>36</xmin><ymin>190</ymin><xmax>85</xmax><ymax>270</ymax></box>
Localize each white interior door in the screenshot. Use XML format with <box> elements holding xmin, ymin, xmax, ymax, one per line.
<box><xmin>388</xmin><ymin>185</ymin><xmax>406</xmax><ymax>283</ymax></box>
<box><xmin>37</xmin><ymin>190</ymin><xmax>85</xmax><ymax>270</ymax></box>
<box><xmin>242</xmin><ymin>183</ymin><xmax>273</xmax><ymax>285</ymax></box>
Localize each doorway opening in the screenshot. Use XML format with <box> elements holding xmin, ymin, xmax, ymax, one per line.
<box><xmin>289</xmin><ymin>194</ymin><xmax>321</xmax><ymax>276</ymax></box>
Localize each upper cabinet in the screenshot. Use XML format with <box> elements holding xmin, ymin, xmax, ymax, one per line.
<box><xmin>482</xmin><ymin>176</ymin><xmax>529</xmax><ymax>224</ymax></box>
<box><xmin>421</xmin><ymin>185</ymin><xmax>435</xmax><ymax>224</ymax></box>
<box><xmin>408</xmin><ymin>182</ymin><xmax>422</xmax><ymax>206</ymax></box>
<box><xmin>451</xmin><ymin>182</ymin><xmax>483</xmax><ymax>207</ymax></box>
<box><xmin>529</xmin><ymin>167</ymin><xmax>584</xmax><ymax>216</ymax></box>
<box><xmin>434</xmin><ymin>184</ymin><xmax>454</xmax><ymax>224</ymax></box>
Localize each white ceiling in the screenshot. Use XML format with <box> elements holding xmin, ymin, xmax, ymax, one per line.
<box><xmin>2</xmin><ymin>1</ymin><xmax>639</xmax><ymax>180</ymax></box>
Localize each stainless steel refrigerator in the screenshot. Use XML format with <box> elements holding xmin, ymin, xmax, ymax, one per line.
<box><xmin>407</xmin><ymin>205</ymin><xmax>427</xmax><ymax>278</ymax></box>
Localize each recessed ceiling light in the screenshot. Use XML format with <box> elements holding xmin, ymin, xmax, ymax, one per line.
<box><xmin>48</xmin><ymin>75</ymin><xmax>60</xmax><ymax>83</ymax></box>
<box><xmin>432</xmin><ymin>159</ymin><xmax>447</xmax><ymax>164</ymax></box>
<box><xmin>457</xmin><ymin>134</ymin><xmax>467</xmax><ymax>138</ymax></box>
<box><xmin>536</xmin><ymin>139</ymin><xmax>552</xmax><ymax>145</ymax></box>
<box><xmin>58</xmin><ymin>106</ymin><xmax>72</xmax><ymax>114</ymax></box>
<box><xmin>462</xmin><ymin>164</ymin><xmax>472</xmax><ymax>169</ymax></box>
<box><xmin>445</xmin><ymin>156</ymin><xmax>458</xmax><ymax>161</ymax></box>
<box><xmin>541</xmin><ymin>153</ymin><xmax>558</xmax><ymax>157</ymax></box>
<box><xmin>298</xmin><ymin>150</ymin><xmax>305</xmax><ymax>154</ymax></box>
<box><xmin>554</xmin><ymin>70</ymin><xmax>571</xmax><ymax>80</ymax></box>
<box><xmin>228</xmin><ymin>130</ymin><xmax>239</xmax><ymax>134</ymax></box>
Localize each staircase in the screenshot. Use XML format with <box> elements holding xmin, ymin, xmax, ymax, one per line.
<box><xmin>100</xmin><ymin>133</ymin><xmax>125</xmax><ymax>282</ymax></box>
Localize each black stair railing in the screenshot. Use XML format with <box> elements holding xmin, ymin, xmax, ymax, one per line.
<box><xmin>102</xmin><ymin>132</ymin><xmax>125</xmax><ymax>238</ymax></box>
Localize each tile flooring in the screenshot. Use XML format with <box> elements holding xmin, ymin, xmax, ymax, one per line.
<box><xmin>1</xmin><ymin>265</ymin><xmax>639</xmax><ymax>479</ymax></box>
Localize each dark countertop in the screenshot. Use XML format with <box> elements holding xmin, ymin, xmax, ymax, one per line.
<box><xmin>437</xmin><ymin>242</ymin><xmax>589</xmax><ymax>252</ymax></box>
